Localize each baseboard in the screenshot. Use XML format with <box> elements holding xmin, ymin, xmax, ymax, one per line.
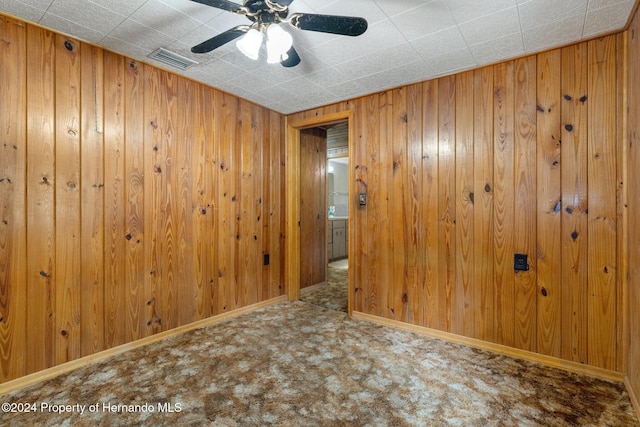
<box><xmin>352</xmin><ymin>311</ymin><xmax>625</xmax><ymax>383</ymax></box>
<box><xmin>300</xmin><ymin>281</ymin><xmax>328</xmax><ymax>296</ymax></box>
<box><xmin>0</xmin><ymin>295</ymin><xmax>287</xmax><ymax>396</ymax></box>
<box><xmin>626</xmin><ymin>376</ymin><xmax>640</xmax><ymax>420</ymax></box>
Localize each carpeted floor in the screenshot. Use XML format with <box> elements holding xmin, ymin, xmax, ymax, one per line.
<box><xmin>299</xmin><ymin>259</ymin><xmax>348</xmax><ymax>313</ymax></box>
<box><xmin>1</xmin><ymin>293</ymin><xmax>637</xmax><ymax>426</ymax></box>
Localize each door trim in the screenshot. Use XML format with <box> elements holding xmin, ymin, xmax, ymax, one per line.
<box><xmin>285</xmin><ymin>111</ymin><xmax>353</xmax><ymax>314</ymax></box>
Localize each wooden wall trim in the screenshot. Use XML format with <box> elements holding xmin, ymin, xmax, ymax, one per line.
<box><xmin>0</xmin><ymin>296</ymin><xmax>287</xmax><ymax>397</ymax></box>
<box><xmin>353</xmin><ymin>311</ymin><xmax>625</xmax><ymax>383</ymax></box>
<box><xmin>285</xmin><ymin>111</ymin><xmax>353</xmax><ymax>311</ymax></box>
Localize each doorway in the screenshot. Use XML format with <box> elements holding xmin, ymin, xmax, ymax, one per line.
<box><xmin>285</xmin><ymin>112</ymin><xmax>353</xmax><ymax>315</ymax></box>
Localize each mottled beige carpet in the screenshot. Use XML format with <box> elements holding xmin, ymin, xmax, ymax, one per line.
<box><xmin>300</xmin><ymin>259</ymin><xmax>348</xmax><ymax>312</ymax></box>
<box><xmin>1</xmin><ymin>296</ymin><xmax>637</xmax><ymax>426</ymax></box>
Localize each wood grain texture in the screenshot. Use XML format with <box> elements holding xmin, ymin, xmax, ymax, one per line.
<box><xmin>513</xmin><ymin>56</ymin><xmax>538</xmax><ymax>352</ymax></box>
<box><xmin>299</xmin><ymin>128</ymin><xmax>327</xmax><ymax>290</ymax></box>
<box><xmin>560</xmin><ymin>43</ymin><xmax>589</xmax><ymax>365</ymax></box>
<box><xmin>0</xmin><ymin>16</ymin><xmax>286</xmax><ymax>383</ymax></box>
<box><xmin>54</xmin><ymin>35</ymin><xmax>82</xmax><ymax>365</ymax></box>
<box><xmin>626</xmin><ymin>5</ymin><xmax>640</xmax><ymax>406</ymax></box>
<box><xmin>535</xmin><ymin>49</ymin><xmax>562</xmax><ymax>359</ymax></box>
<box><xmin>421</xmin><ymin>79</ymin><xmax>439</xmax><ymax>329</ymax></box>
<box><xmin>454</xmin><ymin>71</ymin><xmax>475</xmax><ymax>337</ymax></box>
<box><xmin>493</xmin><ymin>61</ymin><xmax>515</xmax><ymax>347</ymax></box>
<box><xmin>587</xmin><ymin>36</ymin><xmax>618</xmax><ymax>371</ymax></box>
<box><xmin>80</xmin><ymin>44</ymin><xmax>105</xmax><ymax>357</ymax></box>
<box><xmin>25</xmin><ymin>24</ymin><xmax>56</xmax><ymax>374</ymax></box>
<box><xmin>437</xmin><ymin>76</ymin><xmax>457</xmax><ymax>333</ymax></box>
<box><xmin>0</xmin><ymin>16</ymin><xmax>27</xmax><ymax>382</ymax></box>
<box><xmin>1</xmin><ymin>9</ymin><xmax>634</xmax><ymax>384</ymax></box>
<box><xmin>286</xmin><ymin>33</ymin><xmax>628</xmax><ymax>374</ymax></box>
<box><xmin>473</xmin><ymin>66</ymin><xmax>494</xmax><ymax>342</ymax></box>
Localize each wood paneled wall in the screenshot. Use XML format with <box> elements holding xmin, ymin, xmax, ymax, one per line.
<box><xmin>288</xmin><ymin>35</ymin><xmax>627</xmax><ymax>372</ymax></box>
<box><xmin>627</xmin><ymin>2</ymin><xmax>640</xmax><ymax>408</ymax></box>
<box><xmin>0</xmin><ymin>16</ymin><xmax>285</xmax><ymax>383</ymax></box>
<box><xmin>299</xmin><ymin>128</ymin><xmax>327</xmax><ymax>289</ymax></box>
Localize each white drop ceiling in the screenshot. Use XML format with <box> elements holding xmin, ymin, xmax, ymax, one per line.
<box><xmin>0</xmin><ymin>0</ymin><xmax>636</xmax><ymax>114</ymax></box>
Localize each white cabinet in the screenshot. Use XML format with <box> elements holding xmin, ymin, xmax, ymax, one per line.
<box><xmin>328</xmin><ymin>219</ymin><xmax>348</xmax><ymax>260</ymax></box>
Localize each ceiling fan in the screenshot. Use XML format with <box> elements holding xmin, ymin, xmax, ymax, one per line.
<box><xmin>189</xmin><ymin>0</ymin><xmax>368</xmax><ymax>67</ymax></box>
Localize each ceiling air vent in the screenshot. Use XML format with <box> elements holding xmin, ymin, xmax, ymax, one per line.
<box><xmin>148</xmin><ymin>48</ymin><xmax>198</xmax><ymax>70</ymax></box>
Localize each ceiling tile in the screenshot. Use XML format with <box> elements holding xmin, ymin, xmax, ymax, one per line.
<box><xmin>39</xmin><ymin>12</ymin><xmax>106</xmax><ymax>43</ymax></box>
<box><xmin>522</xmin><ymin>14</ymin><xmax>584</xmax><ymax>52</ymax></box>
<box><xmin>107</xmin><ymin>19</ymin><xmax>175</xmax><ymax>52</ymax></box>
<box><xmin>391</xmin><ymin>1</ymin><xmax>458</xmax><ymax>41</ymax></box>
<box><xmin>584</xmin><ymin>1</ymin><xmax>635</xmax><ymax>37</ymax></box>
<box><xmin>469</xmin><ymin>31</ymin><xmax>525</xmax><ymax>65</ymax></box>
<box><xmin>447</xmin><ymin>0</ymin><xmax>517</xmax><ymax>24</ymax></box>
<box><xmin>0</xmin><ymin>0</ymin><xmax>47</xmax><ymax>22</ymax></box>
<box><xmin>128</xmin><ymin>0</ymin><xmax>202</xmax><ymax>39</ymax></box>
<box><xmin>1</xmin><ymin>0</ymin><xmax>635</xmax><ymax>114</ymax></box>
<box><xmin>46</xmin><ymin>0</ymin><xmax>125</xmax><ymax>35</ymax></box>
<box><xmin>411</xmin><ymin>26</ymin><xmax>468</xmax><ymax>62</ymax></box>
<box><xmin>458</xmin><ymin>6</ymin><xmax>521</xmax><ymax>46</ymax></box>
<box><xmin>89</xmin><ymin>0</ymin><xmax>146</xmax><ymax>17</ymax></box>
<box><xmin>518</xmin><ymin>0</ymin><xmax>588</xmax><ymax>31</ymax></box>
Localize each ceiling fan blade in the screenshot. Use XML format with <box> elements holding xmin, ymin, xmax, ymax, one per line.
<box><xmin>289</xmin><ymin>13</ymin><xmax>368</xmax><ymax>36</ymax></box>
<box><xmin>281</xmin><ymin>46</ymin><xmax>301</xmax><ymax>67</ymax></box>
<box><xmin>189</xmin><ymin>0</ymin><xmax>243</xmax><ymax>13</ymax></box>
<box><xmin>272</xmin><ymin>0</ymin><xmax>295</xmax><ymax>5</ymax></box>
<box><xmin>191</xmin><ymin>26</ymin><xmax>249</xmax><ymax>53</ymax></box>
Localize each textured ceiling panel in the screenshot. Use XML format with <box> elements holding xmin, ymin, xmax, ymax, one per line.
<box><xmin>0</xmin><ymin>0</ymin><xmax>636</xmax><ymax>114</ymax></box>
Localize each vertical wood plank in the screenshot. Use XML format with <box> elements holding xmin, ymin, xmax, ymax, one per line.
<box><xmin>536</xmin><ymin>49</ymin><xmax>562</xmax><ymax>358</ymax></box>
<box><xmin>405</xmin><ymin>84</ymin><xmax>422</xmax><ymax>325</ymax></box>
<box><xmin>216</xmin><ymin>92</ymin><xmax>239</xmax><ymax>313</ymax></box>
<box><xmin>144</xmin><ymin>66</ymin><xmax>164</xmax><ymax>333</ymax></box>
<box><xmin>626</xmin><ymin>8</ymin><xmax>640</xmax><ymax>399</ymax></box>
<box><xmin>193</xmin><ymin>84</ymin><xmax>214</xmax><ymax>320</ymax></box>
<box><xmin>422</xmin><ymin>79</ymin><xmax>439</xmax><ymax>329</ymax></box>
<box><xmin>54</xmin><ymin>35</ymin><xmax>82</xmax><ymax>364</ymax></box>
<box><xmin>80</xmin><ymin>43</ymin><xmax>105</xmax><ymax>357</ymax></box>
<box><xmin>587</xmin><ymin>36</ymin><xmax>618</xmax><ymax>370</ymax></box>
<box><xmin>160</xmin><ymin>71</ymin><xmax>179</xmax><ymax>330</ymax></box>
<box><xmin>493</xmin><ymin>61</ymin><xmax>515</xmax><ymax>347</ymax></box>
<box><xmin>378</xmin><ymin>91</ymin><xmax>393</xmax><ymax>318</ymax></box>
<box><xmin>25</xmin><ymin>24</ymin><xmax>56</xmax><ymax>373</ymax></box>
<box><xmin>513</xmin><ymin>56</ymin><xmax>538</xmax><ymax>352</ymax></box>
<box><xmin>176</xmin><ymin>77</ymin><xmax>195</xmax><ymax>325</ymax></box>
<box><xmin>104</xmin><ymin>52</ymin><xmax>127</xmax><ymax>346</ymax></box>
<box><xmin>390</xmin><ymin>86</ymin><xmax>409</xmax><ymax>321</ymax></box>
<box><xmin>473</xmin><ymin>66</ymin><xmax>495</xmax><ymax>342</ymax></box>
<box><xmin>455</xmin><ymin>71</ymin><xmax>475</xmax><ymax>337</ymax></box>
<box><xmin>363</xmin><ymin>95</ymin><xmax>381</xmax><ymax>315</ymax></box>
<box><xmin>299</xmin><ymin>127</ymin><xmax>327</xmax><ymax>289</ymax></box>
<box><xmin>560</xmin><ymin>43</ymin><xmax>589</xmax><ymax>364</ymax></box>
<box><xmin>615</xmin><ymin>31</ymin><xmax>628</xmax><ymax>374</ymax></box>
<box><xmin>268</xmin><ymin>111</ymin><xmax>284</xmax><ymax>299</ymax></box>
<box><xmin>0</xmin><ymin>16</ymin><xmax>27</xmax><ymax>382</ymax></box>
<box><xmin>353</xmin><ymin>98</ymin><xmax>367</xmax><ymax>313</ymax></box>
<box><xmin>124</xmin><ymin>59</ymin><xmax>146</xmax><ymax>341</ymax></box>
<box><xmin>437</xmin><ymin>76</ymin><xmax>457</xmax><ymax>333</ymax></box>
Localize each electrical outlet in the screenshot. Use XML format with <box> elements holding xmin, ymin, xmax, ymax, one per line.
<box><xmin>514</xmin><ymin>253</ymin><xmax>529</xmax><ymax>271</ymax></box>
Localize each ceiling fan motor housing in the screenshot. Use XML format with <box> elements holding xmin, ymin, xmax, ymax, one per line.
<box><xmin>243</xmin><ymin>0</ymin><xmax>289</xmax><ymax>24</ymax></box>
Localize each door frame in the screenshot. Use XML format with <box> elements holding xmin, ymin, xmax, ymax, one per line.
<box><xmin>285</xmin><ymin>111</ymin><xmax>353</xmax><ymax>315</ymax></box>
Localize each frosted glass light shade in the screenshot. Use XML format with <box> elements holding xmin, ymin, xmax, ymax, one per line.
<box><xmin>266</xmin><ymin>24</ymin><xmax>293</xmax><ymax>64</ymax></box>
<box><xmin>236</xmin><ymin>28</ymin><xmax>263</xmax><ymax>60</ymax></box>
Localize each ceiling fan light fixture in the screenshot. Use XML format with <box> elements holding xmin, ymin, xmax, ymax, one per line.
<box><xmin>266</xmin><ymin>24</ymin><xmax>293</xmax><ymax>64</ymax></box>
<box><xmin>236</xmin><ymin>28</ymin><xmax>263</xmax><ymax>60</ymax></box>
